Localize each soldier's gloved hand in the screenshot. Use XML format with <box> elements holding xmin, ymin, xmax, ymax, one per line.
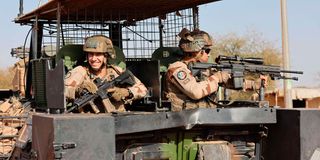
<box><xmin>212</xmin><ymin>71</ymin><xmax>231</xmax><ymax>83</ymax></box>
<box><xmin>109</xmin><ymin>87</ymin><xmax>130</xmax><ymax>102</ymax></box>
<box><xmin>259</xmin><ymin>75</ymin><xmax>268</xmax><ymax>87</ymax></box>
<box><xmin>78</xmin><ymin>80</ymin><xmax>98</xmax><ymax>94</ymax></box>
<box><xmin>254</xmin><ymin>75</ymin><xmax>269</xmax><ymax>89</ymax></box>
<box><xmin>65</xmin><ymin>87</ymin><xmax>76</xmax><ymax>100</ymax></box>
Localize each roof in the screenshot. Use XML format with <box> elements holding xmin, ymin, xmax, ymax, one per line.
<box><xmin>266</xmin><ymin>88</ymin><xmax>320</xmax><ymax>100</ymax></box>
<box><xmin>15</xmin><ymin>0</ymin><xmax>220</xmax><ymax>23</ymax></box>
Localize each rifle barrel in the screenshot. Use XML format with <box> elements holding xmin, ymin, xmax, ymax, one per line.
<box><xmin>280</xmin><ymin>70</ymin><xmax>303</xmax><ymax>74</ymax></box>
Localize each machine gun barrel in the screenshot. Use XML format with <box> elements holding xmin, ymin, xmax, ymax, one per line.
<box><xmin>280</xmin><ymin>69</ymin><xmax>303</xmax><ymax>74</ymax></box>
<box><xmin>215</xmin><ymin>55</ymin><xmax>303</xmax><ymax>75</ymax></box>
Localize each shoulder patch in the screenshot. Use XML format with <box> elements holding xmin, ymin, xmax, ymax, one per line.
<box><xmin>177</xmin><ymin>70</ymin><xmax>187</xmax><ymax>80</ymax></box>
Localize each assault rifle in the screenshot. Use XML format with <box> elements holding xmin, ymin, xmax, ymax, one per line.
<box><xmin>188</xmin><ymin>55</ymin><xmax>303</xmax><ymax>90</ymax></box>
<box><xmin>66</xmin><ymin>70</ymin><xmax>135</xmax><ymax>113</ymax></box>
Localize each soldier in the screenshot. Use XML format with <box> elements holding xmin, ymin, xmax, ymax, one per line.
<box><xmin>12</xmin><ymin>58</ymin><xmax>28</xmax><ymax>96</ymax></box>
<box><xmin>65</xmin><ymin>35</ymin><xmax>147</xmax><ymax>112</ymax></box>
<box><xmin>165</xmin><ymin>28</ymin><xmax>267</xmax><ymax>111</ymax></box>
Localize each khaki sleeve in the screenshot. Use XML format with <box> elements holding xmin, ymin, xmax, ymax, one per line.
<box><xmin>169</xmin><ymin>66</ymin><xmax>220</xmax><ymax>100</ymax></box>
<box><xmin>114</xmin><ymin>66</ymin><xmax>147</xmax><ymax>101</ymax></box>
<box><xmin>64</xmin><ymin>66</ymin><xmax>87</xmax><ymax>99</ymax></box>
<box><xmin>243</xmin><ymin>79</ymin><xmax>262</xmax><ymax>91</ymax></box>
<box><xmin>128</xmin><ymin>76</ymin><xmax>148</xmax><ymax>100</ymax></box>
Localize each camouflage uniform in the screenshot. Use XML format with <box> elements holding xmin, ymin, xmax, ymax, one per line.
<box><xmin>12</xmin><ymin>58</ymin><xmax>28</xmax><ymax>96</ymax></box>
<box><xmin>164</xmin><ymin>29</ymin><xmax>222</xmax><ymax>111</ymax></box>
<box><xmin>165</xmin><ymin>28</ymin><xmax>262</xmax><ymax>111</ymax></box>
<box><xmin>65</xmin><ymin>65</ymin><xmax>147</xmax><ymax>112</ymax></box>
<box><xmin>65</xmin><ymin>35</ymin><xmax>147</xmax><ymax>112</ymax></box>
<box><xmin>165</xmin><ymin>61</ymin><xmax>261</xmax><ymax>111</ymax></box>
<box><xmin>166</xmin><ymin>61</ymin><xmax>222</xmax><ymax>111</ymax></box>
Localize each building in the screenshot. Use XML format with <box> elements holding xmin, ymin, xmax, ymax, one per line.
<box><xmin>265</xmin><ymin>88</ymin><xmax>320</xmax><ymax>108</ymax></box>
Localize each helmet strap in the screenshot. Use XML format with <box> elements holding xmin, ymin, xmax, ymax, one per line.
<box><xmin>183</xmin><ymin>51</ymin><xmax>202</xmax><ymax>63</ymax></box>
<box><xmin>194</xmin><ymin>51</ymin><xmax>204</xmax><ymax>61</ymax></box>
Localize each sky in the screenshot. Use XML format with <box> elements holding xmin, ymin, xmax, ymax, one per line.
<box><xmin>0</xmin><ymin>0</ymin><xmax>319</xmax><ymax>87</ymax></box>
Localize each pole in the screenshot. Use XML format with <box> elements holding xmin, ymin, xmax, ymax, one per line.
<box><xmin>18</xmin><ymin>0</ymin><xmax>23</xmax><ymax>17</ymax></box>
<box><xmin>280</xmin><ymin>0</ymin><xmax>293</xmax><ymax>108</ymax></box>
<box><xmin>56</xmin><ymin>2</ymin><xmax>61</xmax><ymax>55</ymax></box>
<box><xmin>192</xmin><ymin>7</ymin><xmax>199</xmax><ymax>29</ymax></box>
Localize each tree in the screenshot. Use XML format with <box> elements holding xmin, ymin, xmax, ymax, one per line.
<box><xmin>209</xmin><ymin>31</ymin><xmax>282</xmax><ymax>100</ymax></box>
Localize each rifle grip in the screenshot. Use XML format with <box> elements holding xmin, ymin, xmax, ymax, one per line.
<box><xmin>102</xmin><ymin>98</ymin><xmax>116</xmax><ymax>113</ymax></box>
<box><xmin>89</xmin><ymin>101</ymin><xmax>100</xmax><ymax>114</ymax></box>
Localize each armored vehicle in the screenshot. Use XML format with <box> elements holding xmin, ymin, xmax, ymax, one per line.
<box><xmin>1</xmin><ymin>0</ymin><xmax>318</xmax><ymax>160</ymax></box>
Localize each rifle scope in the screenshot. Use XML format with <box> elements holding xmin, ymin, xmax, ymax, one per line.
<box><xmin>216</xmin><ymin>55</ymin><xmax>264</xmax><ymax>65</ymax></box>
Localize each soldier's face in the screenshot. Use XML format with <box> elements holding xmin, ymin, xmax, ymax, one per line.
<box><xmin>87</xmin><ymin>52</ymin><xmax>106</xmax><ymax>70</ymax></box>
<box><xmin>198</xmin><ymin>50</ymin><xmax>209</xmax><ymax>62</ymax></box>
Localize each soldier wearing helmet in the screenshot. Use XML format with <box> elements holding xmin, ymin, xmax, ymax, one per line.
<box><xmin>165</xmin><ymin>28</ymin><xmax>267</xmax><ymax>111</ymax></box>
<box><xmin>65</xmin><ymin>35</ymin><xmax>147</xmax><ymax>112</ymax></box>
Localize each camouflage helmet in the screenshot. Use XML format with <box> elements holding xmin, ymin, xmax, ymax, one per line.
<box><xmin>178</xmin><ymin>28</ymin><xmax>213</xmax><ymax>53</ymax></box>
<box><xmin>83</xmin><ymin>35</ymin><xmax>116</xmax><ymax>59</ymax></box>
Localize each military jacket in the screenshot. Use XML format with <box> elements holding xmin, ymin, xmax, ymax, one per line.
<box><xmin>165</xmin><ymin>61</ymin><xmax>260</xmax><ymax>111</ymax></box>
<box><xmin>65</xmin><ymin>65</ymin><xmax>147</xmax><ymax>112</ymax></box>
<box><xmin>165</xmin><ymin>61</ymin><xmax>220</xmax><ymax>111</ymax></box>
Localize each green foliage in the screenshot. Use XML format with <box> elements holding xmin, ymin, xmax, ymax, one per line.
<box><xmin>209</xmin><ymin>31</ymin><xmax>282</xmax><ymax>100</ymax></box>
<box><xmin>210</xmin><ymin>31</ymin><xmax>281</xmax><ymax>65</ymax></box>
